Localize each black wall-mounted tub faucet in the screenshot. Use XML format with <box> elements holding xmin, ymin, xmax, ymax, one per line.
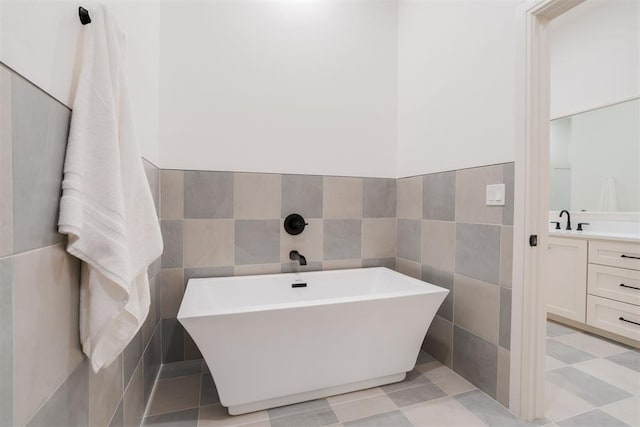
<box><xmin>559</xmin><ymin>210</ymin><xmax>571</xmax><ymax>230</ymax></box>
<box><xmin>289</xmin><ymin>250</ymin><xmax>307</xmax><ymax>266</ymax></box>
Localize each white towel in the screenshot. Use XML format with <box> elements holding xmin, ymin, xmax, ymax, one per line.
<box><xmin>58</xmin><ymin>6</ymin><xmax>163</xmax><ymax>372</ymax></box>
<box><xmin>598</xmin><ymin>176</ymin><xmax>618</xmax><ymax>212</ymax></box>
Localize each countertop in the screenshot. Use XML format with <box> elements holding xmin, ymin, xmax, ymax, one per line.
<box><xmin>549</xmin><ymin>229</ymin><xmax>640</xmax><ymax>244</ymax></box>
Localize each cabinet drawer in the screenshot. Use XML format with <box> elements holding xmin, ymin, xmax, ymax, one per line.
<box><xmin>589</xmin><ymin>240</ymin><xmax>640</xmax><ymax>270</ymax></box>
<box><xmin>587</xmin><ymin>295</ymin><xmax>640</xmax><ymax>341</ymax></box>
<box><xmin>588</xmin><ymin>264</ymin><xmax>640</xmax><ymax>306</ymax></box>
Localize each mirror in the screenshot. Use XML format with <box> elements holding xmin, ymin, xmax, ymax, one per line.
<box><xmin>549</xmin><ymin>98</ymin><xmax>640</xmax><ymax>212</ymax></box>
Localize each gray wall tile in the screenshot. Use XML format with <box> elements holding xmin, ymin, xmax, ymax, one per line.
<box><xmin>123</xmin><ymin>361</ymin><xmax>145</xmax><ymax>427</ymax></box>
<box><xmin>423</xmin><ymin>315</ymin><xmax>453</xmax><ymax>368</ymax></box>
<box><xmin>124</xmin><ymin>330</ymin><xmax>143</xmax><ymax>388</ymax></box>
<box><xmin>143</xmin><ymin>328</ymin><xmax>162</xmax><ymax>406</ymax></box>
<box><xmin>397</xmin><ymin>176</ymin><xmax>422</xmax><ymax>219</ymax></box>
<box><xmin>183</xmin><ymin>220</ymin><xmax>234</xmax><ymax>268</ymax></box>
<box><xmin>499</xmin><ymin>287</ymin><xmax>512</xmax><ymax>350</ymax></box>
<box><xmin>497</xmin><ymin>347</ymin><xmax>510</xmax><ymax>408</ymax></box>
<box><xmin>397</xmin><ymin>219</ymin><xmax>421</xmax><ymax>262</ymax></box>
<box><xmin>453</xmin><ymin>326</ymin><xmax>498</xmax><ymax>398</ymax></box>
<box><xmin>453</xmin><ymin>275</ymin><xmax>499</xmax><ymax>344</ymax></box>
<box><xmin>0</xmin><ymin>67</ymin><xmax>12</xmax><ymax>258</ymax></box>
<box><xmin>363</xmin><ymin>258</ymin><xmax>396</xmax><ymax>269</ymax></box>
<box><xmin>161</xmin><ymin>268</ymin><xmax>185</xmax><ymax>318</ymax></box>
<box><xmin>109</xmin><ymin>399</ymin><xmax>123</xmax><ymax>427</ymax></box>
<box><xmin>281</xmin><ymin>261</ymin><xmax>324</xmax><ymax>273</ymax></box>
<box><xmin>162</xmin><ymin>318</ymin><xmax>185</xmax><ymax>363</ymax></box>
<box><xmin>184</xmin><ymin>266</ymin><xmax>234</xmax><ymax>287</ymax></box>
<box><xmin>455</xmin><ymin>223</ymin><xmax>501</xmax><ymax>284</ymax></box>
<box><xmin>184</xmin><ymin>333</ymin><xmax>202</xmax><ymax>361</ymax></box>
<box><xmin>160</xmin><ymin>170</ymin><xmax>184</xmax><ymax>220</ymax></box>
<box><xmin>363</xmin><ymin>178</ymin><xmax>396</xmax><ymax>218</ymax></box>
<box><xmin>11</xmin><ymin>73</ymin><xmax>69</xmax><ymax>253</ymax></box>
<box><xmin>281</xmin><ymin>174</ymin><xmax>323</xmax><ymax>218</ymax></box>
<box><xmin>323</xmin><ymin>219</ymin><xmax>361</xmax><ymax>260</ymax></box>
<box><xmin>502</xmin><ymin>163</ymin><xmax>515</xmax><ymax>225</ymax></box>
<box><xmin>362</xmin><ymin>218</ymin><xmax>396</xmax><ymax>259</ymax></box>
<box><xmin>161</xmin><ymin>220</ymin><xmax>183</xmax><ymax>268</ymax></box>
<box><xmin>234</xmin><ymin>173</ymin><xmax>281</xmax><ymax>219</ymax></box>
<box><xmin>0</xmin><ymin>258</ymin><xmax>12</xmax><ymax>427</ymax></box>
<box><xmin>89</xmin><ymin>354</ymin><xmax>123</xmax><ymax>427</ymax></box>
<box><xmin>422</xmin><ymin>266</ymin><xmax>453</xmax><ymax>321</ymax></box>
<box><xmin>423</xmin><ymin>171</ymin><xmax>455</xmax><ymax>221</ymax></box>
<box><xmin>12</xmin><ymin>245</ymin><xmax>83</xmax><ymax>427</ymax></box>
<box><xmin>184</xmin><ymin>171</ymin><xmax>233</xmax><ymax>219</ymax></box>
<box><xmin>26</xmin><ymin>362</ymin><xmax>89</xmax><ymax>427</ymax></box>
<box><xmin>396</xmin><ymin>257</ymin><xmax>421</xmax><ymax>279</ymax></box>
<box><xmin>143</xmin><ymin>159</ymin><xmax>160</xmax><ymax>214</ymax></box>
<box><xmin>422</xmin><ymin>220</ymin><xmax>455</xmax><ymax>271</ymax></box>
<box><xmin>235</xmin><ymin>220</ymin><xmax>280</xmax><ymax>265</ymax></box>
<box><xmin>455</xmin><ymin>165</ymin><xmax>503</xmax><ymax>224</ymax></box>
<box><xmin>280</xmin><ymin>218</ymin><xmax>323</xmax><ymax>263</ymax></box>
<box><xmin>323</xmin><ymin>176</ymin><xmax>363</xmax><ymax>219</ymax></box>
<box><xmin>500</xmin><ymin>226</ymin><xmax>513</xmax><ymax>288</ymax></box>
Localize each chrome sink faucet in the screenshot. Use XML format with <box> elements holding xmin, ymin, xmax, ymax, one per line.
<box><xmin>559</xmin><ymin>210</ymin><xmax>571</xmax><ymax>230</ymax></box>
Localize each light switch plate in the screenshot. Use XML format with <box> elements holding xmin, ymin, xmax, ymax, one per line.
<box><xmin>486</xmin><ymin>184</ymin><xmax>506</xmax><ymax>206</ymax></box>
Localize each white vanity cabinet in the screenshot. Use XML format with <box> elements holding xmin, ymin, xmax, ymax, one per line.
<box><xmin>586</xmin><ymin>240</ymin><xmax>640</xmax><ymax>341</ymax></box>
<box><xmin>547</xmin><ymin>237</ymin><xmax>588</xmax><ymax>322</ymax></box>
<box><xmin>547</xmin><ymin>235</ymin><xmax>640</xmax><ymax>344</ymax></box>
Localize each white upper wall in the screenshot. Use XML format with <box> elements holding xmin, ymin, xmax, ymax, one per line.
<box><xmin>158</xmin><ymin>0</ymin><xmax>398</xmax><ymax>177</ymax></box>
<box><xmin>0</xmin><ymin>0</ymin><xmax>161</xmax><ymax>164</ymax></box>
<box><xmin>549</xmin><ymin>0</ymin><xmax>640</xmax><ymax>119</ymax></box>
<box><xmin>396</xmin><ymin>0</ymin><xmax>519</xmax><ymax>178</ymax></box>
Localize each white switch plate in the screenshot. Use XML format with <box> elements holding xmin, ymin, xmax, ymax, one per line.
<box><xmin>486</xmin><ymin>184</ymin><xmax>505</xmax><ymax>206</ymax></box>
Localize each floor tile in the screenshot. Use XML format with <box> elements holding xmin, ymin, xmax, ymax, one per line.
<box><xmin>420</xmin><ymin>364</ymin><xmax>476</xmax><ymax>396</ymax></box>
<box><xmin>144</xmin><ymin>408</ymin><xmax>199</xmax><ymax>427</ymax></box>
<box><xmin>201</xmin><ymin>374</ymin><xmax>221</xmax><ymax>406</ymax></box>
<box><xmin>573</xmin><ymin>358</ymin><xmax>640</xmax><ymax>396</ymax></box>
<box><xmin>557</xmin><ymin>409</ymin><xmax>631</xmax><ymax>427</ymax></box>
<box><xmin>332</xmin><ymin>395</ymin><xmax>397</xmax><ymax>423</ymax></box>
<box><xmin>148</xmin><ymin>375</ymin><xmax>201</xmax><ymax>416</ymax></box>
<box><xmin>547</xmin><ymin>322</ymin><xmax>577</xmax><ymax>338</ymax></box>
<box><xmin>546</xmin><ymin>356</ymin><xmax>567</xmax><ymax>372</ymax></box>
<box><xmin>160</xmin><ymin>360</ymin><xmax>205</xmax><ymax>380</ymax></box>
<box><xmin>607</xmin><ymin>351</ymin><xmax>640</xmax><ymax>373</ymax></box>
<box><xmin>402</xmin><ymin>396</ymin><xmax>486</xmax><ymax>427</ymax></box>
<box><xmin>198</xmin><ymin>404</ymin><xmax>269</xmax><ymax>427</ymax></box>
<box><xmin>546</xmin><ymin>339</ymin><xmax>598</xmax><ymax>365</ymax></box>
<box><xmin>547</xmin><ymin>367</ymin><xmax>633</xmax><ymax>407</ymax></box>
<box><xmin>327</xmin><ymin>388</ymin><xmax>384</xmax><ymax>406</ymax></box>
<box><xmin>415</xmin><ymin>351</ymin><xmax>435</xmax><ymax>366</ymax></box>
<box><xmin>343</xmin><ymin>410</ymin><xmax>412</xmax><ymax>427</ymax></box>
<box><xmin>545</xmin><ymin>381</ymin><xmax>595</xmax><ymax>422</ymax></box>
<box><xmin>386</xmin><ymin>382</ymin><xmax>446</xmax><ymax>407</ymax></box>
<box><xmin>600</xmin><ymin>397</ymin><xmax>640</xmax><ymax>427</ymax></box>
<box><xmin>455</xmin><ymin>390</ymin><xmax>536</xmax><ymax>427</ymax></box>
<box><xmin>554</xmin><ymin>333</ymin><xmax>629</xmax><ymax>358</ymax></box>
<box><xmin>381</xmin><ymin>369</ymin><xmax>429</xmax><ymax>393</ymax></box>
<box><xmin>270</xmin><ymin>409</ymin><xmax>338</xmax><ymax>427</ymax></box>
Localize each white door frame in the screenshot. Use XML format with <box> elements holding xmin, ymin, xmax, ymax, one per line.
<box><xmin>511</xmin><ymin>0</ymin><xmax>585</xmax><ymax>420</ymax></box>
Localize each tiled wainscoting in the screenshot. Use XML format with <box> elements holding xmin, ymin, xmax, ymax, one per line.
<box><xmin>0</xmin><ymin>64</ymin><xmax>163</xmax><ymax>427</ymax></box>
<box><xmin>395</xmin><ymin>163</ymin><xmax>515</xmax><ymax>406</ymax></box>
<box><xmin>158</xmin><ymin>171</ymin><xmax>397</xmax><ymax>362</ymax></box>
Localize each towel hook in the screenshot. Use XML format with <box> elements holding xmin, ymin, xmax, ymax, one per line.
<box><xmin>79</xmin><ymin>6</ymin><xmax>91</xmax><ymax>25</ymax></box>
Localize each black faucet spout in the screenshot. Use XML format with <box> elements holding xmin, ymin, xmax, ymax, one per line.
<box><xmin>559</xmin><ymin>210</ymin><xmax>571</xmax><ymax>230</ymax></box>
<box><xmin>289</xmin><ymin>250</ymin><xmax>307</xmax><ymax>266</ymax></box>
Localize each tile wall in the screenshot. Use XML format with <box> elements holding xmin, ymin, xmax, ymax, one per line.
<box><xmin>0</xmin><ymin>64</ymin><xmax>163</xmax><ymax>427</ymax></box>
<box><xmin>159</xmin><ymin>171</ymin><xmax>397</xmax><ymax>362</ymax></box>
<box><xmin>396</xmin><ymin>163</ymin><xmax>514</xmax><ymax>407</ymax></box>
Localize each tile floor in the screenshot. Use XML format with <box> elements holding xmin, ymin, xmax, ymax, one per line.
<box><xmin>545</xmin><ymin>321</ymin><xmax>639</xmax><ymax>427</ymax></box>
<box><xmin>142</xmin><ymin>323</ymin><xmax>639</xmax><ymax>427</ymax></box>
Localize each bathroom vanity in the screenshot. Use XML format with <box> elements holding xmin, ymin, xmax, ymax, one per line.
<box><xmin>547</xmin><ymin>230</ymin><xmax>640</xmax><ymax>346</ymax></box>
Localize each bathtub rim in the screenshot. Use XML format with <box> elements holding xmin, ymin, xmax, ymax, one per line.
<box><xmin>178</xmin><ymin>267</ymin><xmax>449</xmax><ymax>318</ymax></box>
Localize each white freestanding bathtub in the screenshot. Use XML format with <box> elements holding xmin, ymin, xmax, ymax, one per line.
<box><xmin>177</xmin><ymin>267</ymin><xmax>448</xmax><ymax>415</ymax></box>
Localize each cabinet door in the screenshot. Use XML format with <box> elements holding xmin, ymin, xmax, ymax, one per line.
<box><xmin>546</xmin><ymin>237</ymin><xmax>588</xmax><ymax>322</ymax></box>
